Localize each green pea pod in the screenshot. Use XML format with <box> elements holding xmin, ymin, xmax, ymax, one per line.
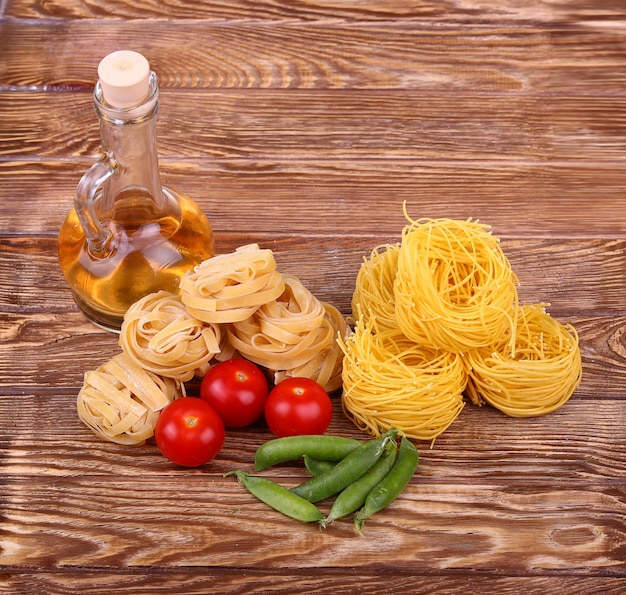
<box><xmin>291</xmin><ymin>429</ymin><xmax>398</xmax><ymax>504</ymax></box>
<box><xmin>226</xmin><ymin>470</ymin><xmax>324</xmax><ymax>523</ymax></box>
<box><xmin>323</xmin><ymin>438</ymin><xmax>398</xmax><ymax>526</ymax></box>
<box><xmin>303</xmin><ymin>456</ymin><xmax>337</xmax><ymax>477</ymax></box>
<box><xmin>354</xmin><ymin>435</ymin><xmax>419</xmax><ymax>536</ymax></box>
<box><xmin>254</xmin><ymin>435</ymin><xmax>361</xmax><ymax>471</ymax></box>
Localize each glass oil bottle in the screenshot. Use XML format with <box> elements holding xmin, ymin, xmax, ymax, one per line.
<box><xmin>58</xmin><ymin>50</ymin><xmax>214</xmax><ymax>332</ymax></box>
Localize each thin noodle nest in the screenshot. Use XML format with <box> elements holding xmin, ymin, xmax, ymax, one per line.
<box><xmin>465</xmin><ymin>303</ymin><xmax>582</xmax><ymax>417</ymax></box>
<box><xmin>120</xmin><ymin>290</ymin><xmax>221</xmax><ymax>381</ymax></box>
<box><xmin>339</xmin><ymin>316</ymin><xmax>467</xmax><ymax>442</ymax></box>
<box><xmin>394</xmin><ymin>217</ymin><xmax>519</xmax><ymax>353</ymax></box>
<box><xmin>76</xmin><ymin>353</ymin><xmax>184</xmax><ymax>445</ymax></box>
<box><xmin>351</xmin><ymin>243</ymin><xmax>400</xmax><ymax>331</ymax></box>
<box><xmin>345</xmin><ymin>212</ymin><xmax>582</xmax><ymax>439</ymax></box>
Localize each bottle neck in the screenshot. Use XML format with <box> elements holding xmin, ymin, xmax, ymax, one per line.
<box><xmin>94</xmin><ymin>73</ymin><xmax>165</xmax><ymax>213</ymax></box>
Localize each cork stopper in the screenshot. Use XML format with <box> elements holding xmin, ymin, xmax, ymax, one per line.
<box><xmin>97</xmin><ymin>50</ymin><xmax>151</xmax><ymax>109</ymax></box>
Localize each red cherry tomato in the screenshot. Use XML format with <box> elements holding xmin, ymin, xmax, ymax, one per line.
<box><xmin>264</xmin><ymin>377</ymin><xmax>333</xmax><ymax>437</ymax></box>
<box><xmin>200</xmin><ymin>359</ymin><xmax>269</xmax><ymax>428</ymax></box>
<box><xmin>155</xmin><ymin>397</ymin><xmax>225</xmax><ymax>467</ymax></box>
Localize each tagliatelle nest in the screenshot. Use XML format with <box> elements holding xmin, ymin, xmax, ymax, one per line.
<box><xmin>76</xmin><ymin>353</ymin><xmax>184</xmax><ymax>445</ymax></box>
<box><xmin>272</xmin><ymin>302</ymin><xmax>348</xmax><ymax>393</ymax></box>
<box><xmin>180</xmin><ymin>243</ymin><xmax>285</xmax><ymax>323</ymax></box>
<box><xmin>77</xmin><ymin>244</ymin><xmax>354</xmax><ymax>445</ymax></box>
<box><xmin>119</xmin><ymin>290</ymin><xmax>221</xmax><ymax>381</ymax></box>
<box><xmin>225</xmin><ymin>275</ymin><xmax>348</xmax><ymax>391</ymax></box>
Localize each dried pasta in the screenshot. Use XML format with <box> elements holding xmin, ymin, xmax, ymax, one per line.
<box><xmin>180</xmin><ymin>243</ymin><xmax>285</xmax><ymax>323</ymax></box>
<box><xmin>77</xmin><ymin>243</ymin><xmax>354</xmax><ymax>445</ymax></box>
<box><xmin>77</xmin><ymin>353</ymin><xmax>184</xmax><ymax>445</ymax></box>
<box><xmin>394</xmin><ymin>215</ymin><xmax>519</xmax><ymax>353</ymax></box>
<box><xmin>226</xmin><ymin>275</ymin><xmax>346</xmax><ymax>392</ymax></box>
<box><xmin>213</xmin><ymin>330</ymin><xmax>241</xmax><ymax>363</ymax></box>
<box><xmin>272</xmin><ymin>302</ymin><xmax>348</xmax><ymax>393</ymax></box>
<box><xmin>346</xmin><ymin>209</ymin><xmax>582</xmax><ymax>440</ymax></box>
<box><xmin>120</xmin><ymin>290</ymin><xmax>221</xmax><ymax>381</ymax></box>
<box><xmin>465</xmin><ymin>303</ymin><xmax>582</xmax><ymax>417</ymax></box>
<box><xmin>351</xmin><ymin>243</ymin><xmax>400</xmax><ymax>331</ymax></box>
<box><xmin>339</xmin><ymin>314</ymin><xmax>467</xmax><ymax>442</ymax></box>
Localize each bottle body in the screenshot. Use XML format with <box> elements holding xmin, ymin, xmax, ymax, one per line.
<box><xmin>58</xmin><ymin>186</ymin><xmax>213</xmax><ymax>331</ymax></box>
<box><xmin>58</xmin><ymin>51</ymin><xmax>214</xmax><ymax>332</ymax></box>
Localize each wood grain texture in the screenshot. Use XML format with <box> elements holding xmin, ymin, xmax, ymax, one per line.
<box><xmin>7</xmin><ymin>90</ymin><xmax>545</xmax><ymax>158</ymax></box>
<box><xmin>2</xmin><ymin>22</ymin><xmax>626</xmax><ymax>93</ymax></box>
<box><xmin>2</xmin><ymin>388</ymin><xmax>626</xmax><ymax>478</ymax></box>
<box><xmin>4</xmin><ymin>90</ymin><xmax>626</xmax><ymax>161</ymax></box>
<box><xmin>4</xmin><ymin>576</ymin><xmax>625</xmax><ymax>595</ymax></box>
<box><xmin>6</xmin><ymin>0</ymin><xmax>626</xmax><ymax>26</ymax></box>
<box><xmin>1</xmin><ymin>0</ymin><xmax>626</xmax><ymax>592</ymax></box>
<box><xmin>2</xmin><ymin>474</ymin><xmax>625</xmax><ymax>567</ymax></box>
<box><xmin>1</xmin><ymin>161</ymin><xmax>626</xmax><ymax>238</ymax></box>
<box><xmin>3</xmin><ymin>233</ymin><xmax>626</xmax><ymax>315</ymax></box>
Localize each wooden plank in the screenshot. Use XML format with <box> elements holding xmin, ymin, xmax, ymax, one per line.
<box><xmin>1</xmin><ymin>23</ymin><xmax>626</xmax><ymax>93</ymax></box>
<box><xmin>0</xmin><ymin>306</ymin><xmax>615</xmax><ymax>394</ymax></box>
<box><xmin>0</xmin><ymin>160</ymin><xmax>625</xmax><ymax>238</ymax></box>
<box><xmin>2</xmin><ymin>572</ymin><xmax>625</xmax><ymax>595</ymax></box>
<box><xmin>5</xmin><ymin>0</ymin><xmax>626</xmax><ymax>26</ymax></box>
<box><xmin>2</xmin><ymin>234</ymin><xmax>626</xmax><ymax>315</ymax></box>
<box><xmin>1</xmin><ymin>475</ymin><xmax>624</xmax><ymax>571</ymax></box>
<box><xmin>2</xmin><ymin>89</ymin><xmax>626</xmax><ymax>162</ymax></box>
<box><xmin>1</xmin><ymin>395</ymin><xmax>624</xmax><ymax>480</ymax></box>
<box><xmin>0</xmin><ymin>310</ymin><xmax>618</xmax><ymax>394</ymax></box>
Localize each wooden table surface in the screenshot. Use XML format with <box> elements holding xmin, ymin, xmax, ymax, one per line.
<box><xmin>1</xmin><ymin>1</ymin><xmax>626</xmax><ymax>593</ymax></box>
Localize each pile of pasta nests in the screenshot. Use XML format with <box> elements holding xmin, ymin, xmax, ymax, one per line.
<box><xmin>76</xmin><ymin>214</ymin><xmax>582</xmax><ymax>448</ymax></box>
<box><xmin>77</xmin><ymin>243</ymin><xmax>347</xmax><ymax>446</ymax></box>
<box><xmin>341</xmin><ymin>213</ymin><xmax>582</xmax><ymax>443</ymax></box>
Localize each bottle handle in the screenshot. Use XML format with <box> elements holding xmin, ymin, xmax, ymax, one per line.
<box><xmin>75</xmin><ymin>156</ymin><xmax>118</xmax><ymax>255</ymax></box>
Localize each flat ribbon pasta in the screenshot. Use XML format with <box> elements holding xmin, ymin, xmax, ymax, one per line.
<box><xmin>213</xmin><ymin>330</ymin><xmax>241</xmax><ymax>363</ymax></box>
<box><xmin>465</xmin><ymin>303</ymin><xmax>582</xmax><ymax>417</ymax></box>
<box><xmin>227</xmin><ymin>274</ymin><xmax>333</xmax><ymax>370</ymax></box>
<box><xmin>339</xmin><ymin>315</ymin><xmax>467</xmax><ymax>443</ymax></box>
<box><xmin>180</xmin><ymin>244</ymin><xmax>285</xmax><ymax>323</ymax></box>
<box><xmin>272</xmin><ymin>302</ymin><xmax>348</xmax><ymax>393</ymax></box>
<box><xmin>221</xmin><ymin>273</ymin><xmax>348</xmax><ymax>391</ymax></box>
<box><xmin>77</xmin><ymin>353</ymin><xmax>184</xmax><ymax>445</ymax></box>
<box><xmin>394</xmin><ymin>215</ymin><xmax>519</xmax><ymax>353</ymax></box>
<box><xmin>120</xmin><ymin>290</ymin><xmax>221</xmax><ymax>381</ymax></box>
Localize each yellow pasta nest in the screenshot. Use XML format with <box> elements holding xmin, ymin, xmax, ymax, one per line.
<box><xmin>180</xmin><ymin>243</ymin><xmax>285</xmax><ymax>323</ymax></box>
<box><xmin>339</xmin><ymin>316</ymin><xmax>467</xmax><ymax>442</ymax></box>
<box><xmin>226</xmin><ymin>275</ymin><xmax>348</xmax><ymax>392</ymax></box>
<box><xmin>120</xmin><ymin>290</ymin><xmax>221</xmax><ymax>381</ymax></box>
<box><xmin>351</xmin><ymin>243</ymin><xmax>400</xmax><ymax>332</ymax></box>
<box><xmin>465</xmin><ymin>303</ymin><xmax>582</xmax><ymax>416</ymax></box>
<box><xmin>77</xmin><ymin>353</ymin><xmax>184</xmax><ymax>445</ymax></box>
<box><xmin>346</xmin><ymin>210</ymin><xmax>583</xmax><ymax>441</ymax></box>
<box><xmin>394</xmin><ymin>216</ymin><xmax>519</xmax><ymax>353</ymax></box>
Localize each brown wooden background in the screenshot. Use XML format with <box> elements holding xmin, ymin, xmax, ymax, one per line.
<box><xmin>1</xmin><ymin>1</ymin><xmax>626</xmax><ymax>593</ymax></box>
